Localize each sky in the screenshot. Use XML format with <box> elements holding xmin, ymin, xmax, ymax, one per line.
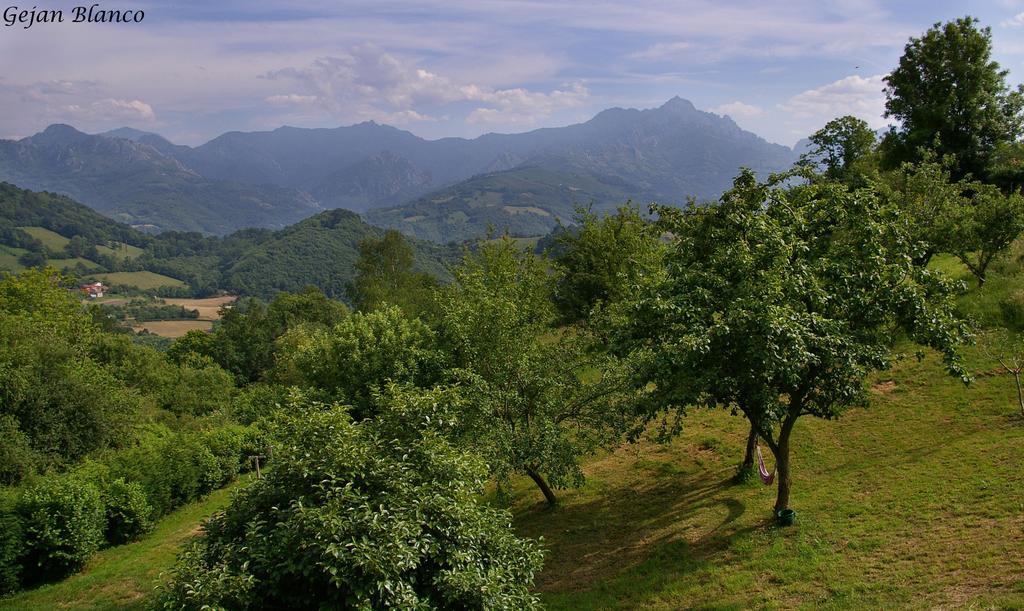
<box><xmin>1</xmin><ymin>0</ymin><xmax>1023</xmax><ymax>147</ymax></box>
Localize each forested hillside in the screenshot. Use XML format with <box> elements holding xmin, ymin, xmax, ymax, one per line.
<box><xmin>0</xmin><ymin>183</ymin><xmax>456</xmax><ymax>300</ymax></box>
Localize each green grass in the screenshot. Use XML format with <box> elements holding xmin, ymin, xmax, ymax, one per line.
<box><xmin>0</xmin><ymin>482</ymin><xmax>242</xmax><ymax>611</ymax></box>
<box><xmin>86</xmin><ymin>271</ymin><xmax>186</xmax><ymax>290</ymax></box>
<box><xmin>0</xmin><ymin>246</ymin><xmax>26</xmax><ymax>272</ymax></box>
<box><xmin>96</xmin><ymin>243</ymin><xmax>145</xmax><ymax>260</ymax></box>
<box><xmin>18</xmin><ymin>227</ymin><xmax>71</xmax><ymax>250</ymax></box>
<box><xmin>495</xmin><ymin>250</ymin><xmax>1024</xmax><ymax>609</ymax></box>
<box><xmin>45</xmin><ymin>257</ymin><xmax>103</xmax><ymax>272</ymax></box>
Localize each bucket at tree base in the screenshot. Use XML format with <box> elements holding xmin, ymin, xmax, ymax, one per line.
<box><xmin>776</xmin><ymin>508</ymin><xmax>796</xmax><ymax>526</ymax></box>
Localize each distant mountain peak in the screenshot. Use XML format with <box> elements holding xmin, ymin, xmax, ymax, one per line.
<box><xmin>658</xmin><ymin>96</ymin><xmax>697</xmax><ymax>113</ymax></box>
<box><xmin>101</xmin><ymin>127</ymin><xmax>164</xmax><ymax>142</ymax></box>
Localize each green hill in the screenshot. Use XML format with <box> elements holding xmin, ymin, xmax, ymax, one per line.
<box><xmin>0</xmin><ymin>183</ymin><xmax>455</xmax><ymax>300</ymax></box>
<box><xmin>365</xmin><ymin>165</ymin><xmax>643</xmax><ymax>243</ymax></box>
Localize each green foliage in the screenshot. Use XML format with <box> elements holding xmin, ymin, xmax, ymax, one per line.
<box><xmin>878</xmin><ymin>156</ymin><xmax>964</xmax><ymax>266</ymax></box>
<box><xmin>946</xmin><ymin>186</ymin><xmax>1024</xmax><ymax>286</ymax></box>
<box><xmin>0</xmin><ymin>272</ymin><xmax>139</xmax><ymax>474</ymax></box>
<box><xmin>440</xmin><ymin>238</ymin><xmax>640</xmax><ymax>504</ymax></box>
<box><xmin>348</xmin><ymin>229</ymin><xmax>439</xmax><ymax>318</ymax></box>
<box><xmin>882</xmin><ymin>17</ymin><xmax>1024</xmax><ymax>180</ymax></box>
<box><xmin>101</xmin><ymin>478</ymin><xmax>153</xmax><ymax>545</ymax></box>
<box><xmin>0</xmin><ymin>415</ymin><xmax>38</xmax><ymax>487</ymax></box>
<box><xmin>552</xmin><ymin>205</ymin><xmax>664</xmax><ymax>323</ymax></box>
<box><xmin>17</xmin><ymin>475</ymin><xmax>106</xmax><ymax>582</ymax></box>
<box><xmin>800</xmin><ymin>116</ymin><xmax>877</xmax><ymax>185</ymax></box>
<box><xmin>155</xmin><ymin>402</ymin><xmax>544</xmax><ymax>610</ymax></box>
<box><xmin>171</xmin><ymin>288</ymin><xmax>347</xmax><ymax>383</ymax></box>
<box><xmin>609</xmin><ymin>169</ymin><xmax>968</xmax><ymax>511</ymax></box>
<box><xmin>274</xmin><ymin>306</ymin><xmax>441</xmax><ymax>418</ymax></box>
<box><xmin>0</xmin><ymin>496</ymin><xmax>23</xmax><ymax>594</ymax></box>
<box><xmin>228</xmin><ymin>383</ymin><xmax>287</xmax><ymax>425</ymax></box>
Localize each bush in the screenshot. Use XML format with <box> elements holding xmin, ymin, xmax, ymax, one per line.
<box><xmin>0</xmin><ymin>495</ymin><xmax>24</xmax><ymax>594</ymax></box>
<box><xmin>17</xmin><ymin>475</ymin><xmax>105</xmax><ymax>582</ymax></box>
<box><xmin>200</xmin><ymin>426</ymin><xmax>249</xmax><ymax>487</ymax></box>
<box><xmin>154</xmin><ymin>402</ymin><xmax>543</xmax><ymax>610</ymax></box>
<box><xmin>102</xmin><ymin>478</ymin><xmax>152</xmax><ymax>545</ymax></box>
<box><xmin>229</xmin><ymin>383</ymin><xmax>286</xmax><ymax>425</ymax></box>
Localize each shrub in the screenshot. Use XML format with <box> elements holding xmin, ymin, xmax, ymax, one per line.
<box><xmin>17</xmin><ymin>475</ymin><xmax>105</xmax><ymax>582</ymax></box>
<box><xmin>229</xmin><ymin>383</ymin><xmax>286</xmax><ymax>425</ymax></box>
<box><xmin>102</xmin><ymin>478</ymin><xmax>152</xmax><ymax>545</ymax></box>
<box><xmin>155</xmin><ymin>402</ymin><xmax>543</xmax><ymax>609</ymax></box>
<box><xmin>0</xmin><ymin>495</ymin><xmax>24</xmax><ymax>594</ymax></box>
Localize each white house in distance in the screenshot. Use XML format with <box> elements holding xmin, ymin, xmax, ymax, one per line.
<box><xmin>80</xmin><ymin>282</ymin><xmax>105</xmax><ymax>299</ymax></box>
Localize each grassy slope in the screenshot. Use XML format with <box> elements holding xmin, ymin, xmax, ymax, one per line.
<box><xmin>18</xmin><ymin>226</ymin><xmax>69</xmax><ymax>250</ymax></box>
<box><xmin>86</xmin><ymin>271</ymin><xmax>186</xmax><ymax>290</ymax></box>
<box><xmin>3</xmin><ymin>253</ymin><xmax>1022</xmax><ymax>610</ymax></box>
<box><xmin>502</xmin><ymin>254</ymin><xmax>1024</xmax><ymax>609</ymax></box>
<box><xmin>0</xmin><ymin>483</ymin><xmax>240</xmax><ymax>611</ymax></box>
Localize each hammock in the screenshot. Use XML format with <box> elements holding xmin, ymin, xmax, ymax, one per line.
<box><xmin>756</xmin><ymin>444</ymin><xmax>776</xmax><ymax>485</ymax></box>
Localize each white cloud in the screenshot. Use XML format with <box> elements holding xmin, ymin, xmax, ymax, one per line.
<box><xmin>710</xmin><ymin>101</ymin><xmax>763</xmax><ymax>118</ymax></box>
<box><xmin>265</xmin><ymin>45</ymin><xmax>588</xmax><ymax>127</ymax></box>
<box><xmin>628</xmin><ymin>42</ymin><xmax>695</xmax><ymax>60</ymax></box>
<box><xmin>72</xmin><ymin>98</ymin><xmax>156</xmax><ymax>122</ymax></box>
<box><xmin>1002</xmin><ymin>12</ymin><xmax>1024</xmax><ymax>27</ymax></box>
<box><xmin>779</xmin><ymin>74</ymin><xmax>887</xmax><ymax>129</ymax></box>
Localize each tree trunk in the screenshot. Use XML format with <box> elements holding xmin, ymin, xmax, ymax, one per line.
<box><xmin>771</xmin><ymin>413</ymin><xmax>799</xmax><ymax>513</ymax></box>
<box><xmin>525</xmin><ymin>467</ymin><xmax>558</xmax><ymax>506</ymax></box>
<box><xmin>1014</xmin><ymin>371</ymin><xmax>1024</xmax><ymax>417</ymax></box>
<box><xmin>739</xmin><ymin>423</ymin><xmax>758</xmax><ymax>476</ymax></box>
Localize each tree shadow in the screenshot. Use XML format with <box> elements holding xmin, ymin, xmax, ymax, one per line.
<box><xmin>513</xmin><ymin>463</ymin><xmax>769</xmax><ymax>594</ymax></box>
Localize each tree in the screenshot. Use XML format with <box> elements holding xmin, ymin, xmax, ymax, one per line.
<box><xmin>946</xmin><ymin>185</ymin><xmax>1024</xmax><ymax>286</ymax></box>
<box><xmin>988</xmin><ymin>141</ymin><xmax>1024</xmax><ymax>194</ymax></box>
<box><xmin>169</xmin><ymin>288</ymin><xmax>347</xmax><ymax>383</ymax></box>
<box><xmin>154</xmin><ymin>396</ymin><xmax>544</xmax><ymax>610</ymax></box>
<box><xmin>878</xmin><ymin>156</ymin><xmax>963</xmax><ymax>267</ymax></box>
<box><xmin>882</xmin><ymin>17</ymin><xmax>1024</xmax><ymax>180</ymax></box>
<box><xmin>272</xmin><ymin>305</ymin><xmax>442</xmax><ymax>419</ymax></box>
<box><xmin>609</xmin><ymin>170</ymin><xmax>968</xmax><ymax>513</ymax></box>
<box><xmin>439</xmin><ymin>239</ymin><xmax>639</xmax><ymax>505</ymax></box>
<box><xmin>980</xmin><ymin>330</ymin><xmax>1024</xmax><ymax>417</ymax></box>
<box><xmin>348</xmin><ymin>229</ymin><xmax>438</xmax><ymax>318</ymax></box>
<box><xmin>552</xmin><ymin>205</ymin><xmax>664</xmax><ymax>323</ymax></box>
<box><xmin>800</xmin><ymin>116</ymin><xmax>877</xmax><ymax>186</ymax></box>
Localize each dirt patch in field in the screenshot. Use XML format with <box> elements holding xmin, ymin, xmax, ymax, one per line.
<box><xmin>133</xmin><ymin>320</ymin><xmax>213</xmax><ymax>338</ymax></box>
<box><xmin>870</xmin><ymin>380</ymin><xmax>896</xmax><ymax>394</ymax></box>
<box><xmin>162</xmin><ymin>295</ymin><xmax>236</xmax><ymax>320</ymax></box>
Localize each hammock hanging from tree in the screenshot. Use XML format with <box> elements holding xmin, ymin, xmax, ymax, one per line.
<box><xmin>756</xmin><ymin>444</ymin><xmax>775</xmax><ymax>485</ymax></box>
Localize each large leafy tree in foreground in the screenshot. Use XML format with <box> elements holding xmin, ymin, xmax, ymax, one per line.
<box><xmin>882</xmin><ymin>16</ymin><xmax>1024</xmax><ymax>181</ymax></box>
<box><xmin>155</xmin><ymin>392</ymin><xmax>543</xmax><ymax>610</ymax></box>
<box><xmin>439</xmin><ymin>239</ymin><xmax>639</xmax><ymax>506</ymax></box>
<box><xmin>610</xmin><ymin>170</ymin><xmax>968</xmax><ymax>512</ymax></box>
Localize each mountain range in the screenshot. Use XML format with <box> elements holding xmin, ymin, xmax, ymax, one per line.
<box><xmin>0</xmin><ymin>98</ymin><xmax>799</xmax><ymax>240</ymax></box>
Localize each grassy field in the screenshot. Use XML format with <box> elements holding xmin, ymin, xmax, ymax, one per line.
<box><xmin>162</xmin><ymin>296</ymin><xmax>236</xmax><ymax>320</ymax></box>
<box><xmin>0</xmin><ymin>246</ymin><xmax>26</xmax><ymax>272</ymax></box>
<box><xmin>17</xmin><ymin>226</ymin><xmax>70</xmax><ymax>250</ymax></box>
<box><xmin>132</xmin><ymin>319</ymin><xmax>214</xmax><ymax>338</ymax></box>
<box><xmin>45</xmin><ymin>257</ymin><xmax>103</xmax><ymax>272</ymax></box>
<box><xmin>86</xmin><ymin>271</ymin><xmax>187</xmax><ymax>290</ymax></box>
<box><xmin>96</xmin><ymin>243</ymin><xmax>145</xmax><ymax>260</ymax></box>
<box><xmin>0</xmin><ymin>483</ymin><xmax>241</xmax><ymax>611</ymax></box>
<box><xmin>498</xmin><ymin>255</ymin><xmax>1024</xmax><ymax>609</ymax></box>
<box><xmin>502</xmin><ymin>338</ymin><xmax>1024</xmax><ymax>609</ymax></box>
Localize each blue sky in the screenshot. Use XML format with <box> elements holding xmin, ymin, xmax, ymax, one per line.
<box><xmin>1</xmin><ymin>0</ymin><xmax>1023</xmax><ymax>146</ymax></box>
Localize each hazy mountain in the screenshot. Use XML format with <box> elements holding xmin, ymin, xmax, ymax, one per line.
<box><xmin>3</xmin><ymin>98</ymin><xmax>797</xmax><ymax>240</ymax></box>
<box><xmin>311</xmin><ymin>151</ymin><xmax>434</xmax><ymax>212</ymax></box>
<box><xmin>367</xmin><ymin>98</ymin><xmax>798</xmax><ymax>241</ymax></box>
<box><xmin>0</xmin><ymin>125</ymin><xmax>321</xmax><ymax>234</ymax></box>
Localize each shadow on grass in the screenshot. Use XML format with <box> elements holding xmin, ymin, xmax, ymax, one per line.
<box><xmin>514</xmin><ymin>465</ymin><xmax>768</xmax><ymax>595</ymax></box>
